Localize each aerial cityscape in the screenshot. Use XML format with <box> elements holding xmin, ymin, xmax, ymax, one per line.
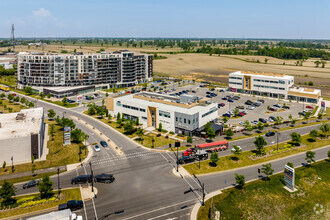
<box><xmin>0</xmin><ymin>0</ymin><xmax>329</xmax><ymax>219</ymax></box>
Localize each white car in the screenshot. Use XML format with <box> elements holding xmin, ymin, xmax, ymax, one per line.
<box><xmin>247</xmin><ymin>106</ymin><xmax>255</xmax><ymax>110</ymax></box>
<box><xmin>239</xmin><ymin>121</ymin><xmax>245</xmax><ymax>126</ymax></box>
<box><xmin>94</xmin><ymin>145</ymin><xmax>101</xmax><ymax>152</ymax></box>
<box><xmin>251</xmin><ymin>120</ymin><xmax>258</xmax><ymax>124</ymax></box>
<box><xmin>231</xmin><ymin>146</ymin><xmax>242</xmax><ymax>152</ymax></box>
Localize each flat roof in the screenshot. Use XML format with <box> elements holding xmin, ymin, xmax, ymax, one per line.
<box><xmin>43</xmin><ymin>85</ymin><xmax>94</xmax><ymax>93</ymax></box>
<box><xmin>288</xmin><ymin>87</ymin><xmax>321</xmax><ymax>99</ymax></box>
<box><xmin>230</xmin><ymin>71</ymin><xmax>292</xmax><ymax>79</ymax></box>
<box><xmin>0</xmin><ymin>108</ymin><xmax>43</xmax><ymax>140</ymax></box>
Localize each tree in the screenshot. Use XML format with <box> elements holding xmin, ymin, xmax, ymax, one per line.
<box><xmin>319</xmin><ymin>122</ymin><xmax>330</xmax><ymax>138</ymax></box>
<box><xmin>7</xmin><ymin>93</ymin><xmax>14</xmax><ymax>102</ymax></box>
<box><xmin>305</xmin><ymin>151</ymin><xmax>315</xmax><ymax>165</ymax></box>
<box><xmin>210</xmin><ymin>152</ymin><xmax>219</xmax><ymax>166</ymax></box>
<box><xmin>232</xmin><ymin>145</ymin><xmax>242</xmax><ymax>157</ymax></box>
<box><xmin>2</xmin><ymin>161</ymin><xmax>6</xmax><ymax>170</ymax></box>
<box><xmin>257</xmin><ymin>122</ymin><xmax>264</xmax><ymax>131</ymax></box>
<box><xmin>136</xmin><ymin>128</ymin><xmax>144</xmax><ymax>144</ymax></box>
<box><xmin>254</xmin><ymin>136</ymin><xmax>267</xmax><ymax>155</ymax></box>
<box><xmin>135</xmin><ymin>117</ymin><xmax>139</xmax><ymax>126</ymax></box>
<box><xmin>304</xmin><ymin>111</ymin><xmax>311</xmax><ymax>122</ymax></box>
<box><xmin>24</xmin><ymin>86</ymin><xmax>33</xmax><ymax>95</ymax></box>
<box><xmin>234</xmin><ymin>108</ymin><xmax>239</xmax><ymax>117</ymax></box>
<box><xmin>314</xmin><ymin>60</ymin><xmax>321</xmax><ymax>67</ymax></box>
<box><xmin>318</xmin><ymin>113</ymin><xmax>323</xmax><ymax>119</ymax></box>
<box><xmin>243</xmin><ymin>120</ymin><xmax>252</xmax><ymax>134</ymax></box>
<box><xmin>287</xmin><ymin>162</ymin><xmax>294</xmax><ymax>168</ymax></box>
<box><xmin>31</xmin><ymin>155</ymin><xmax>36</xmax><ymax>174</ymax></box>
<box><xmin>71</xmin><ymin>128</ymin><xmax>86</xmax><ymax>143</ymax></box>
<box><xmin>47</xmin><ymin>93</ymin><xmax>51</xmax><ymax>99</ymax></box>
<box><xmin>234</xmin><ymin>173</ymin><xmax>245</xmax><ymax>189</ymax></box>
<box><xmin>55</xmin><ymin>116</ymin><xmax>76</xmax><ymax>130</ymax></box>
<box><xmin>50</xmin><ymin>124</ymin><xmax>55</xmax><ymax>141</ymax></box>
<box><xmin>62</xmin><ymin>96</ymin><xmax>67</xmax><ymax>106</ymax></box>
<box><xmin>290</xmin><ymin>132</ymin><xmax>302</xmax><ymax>146</ymax></box>
<box><xmin>0</xmin><ymin>93</ymin><xmax>5</xmax><ymax>99</ymax></box>
<box><xmin>221</xmin><ymin>116</ymin><xmax>229</xmax><ymax>124</ymax></box>
<box><xmin>96</xmin><ymin>106</ymin><xmax>105</xmax><ymax>118</ymax></box>
<box><xmin>225</xmin><ymin>128</ymin><xmax>234</xmax><ymax>138</ymax></box>
<box><xmin>105</xmin><ymin>92</ymin><xmax>109</xmax><ymax>97</ymax></box>
<box><xmin>108</xmin><ymin>113</ymin><xmax>112</xmax><ymax>122</ymax></box>
<box><xmin>102</xmin><ymin>99</ymin><xmax>105</xmax><ymax>106</ymax></box>
<box><xmin>20</xmin><ymin>97</ymin><xmax>26</xmax><ymax>104</ymax></box>
<box><xmin>187</xmin><ymin>136</ymin><xmax>193</xmax><ymax>143</ymax></box>
<box><xmin>261</xmin><ymin>163</ymin><xmax>274</xmax><ymax>180</ymax></box>
<box><xmin>158</xmin><ymin>122</ymin><xmax>162</xmax><ymax>132</ymax></box>
<box><xmin>328</xmin><ymin>150</ymin><xmax>330</xmax><ymax>159</ymax></box>
<box><xmin>47</xmin><ymin>109</ymin><xmax>56</xmax><ymax>120</ymax></box>
<box><xmin>28</xmin><ymin>102</ymin><xmax>35</xmax><ymax>108</ymax></box>
<box><xmin>39</xmin><ymin>92</ymin><xmax>45</xmax><ymax>99</ymax></box>
<box><xmin>0</xmin><ymin>180</ymin><xmax>16</xmax><ymax>206</ymax></box>
<box><xmin>264</xmin><ymin>58</ymin><xmax>268</xmax><ymax>64</ymax></box>
<box><xmin>309</xmin><ymin>130</ymin><xmax>319</xmax><ymax>140</ymax></box>
<box><xmin>206</xmin><ymin>127</ymin><xmax>215</xmax><ymax>140</ymax></box>
<box><xmin>321</xmin><ymin>61</ymin><xmax>326</xmax><ymax>68</ymax></box>
<box><xmin>124</xmin><ymin>120</ymin><xmax>135</xmax><ymax>134</ymax></box>
<box><xmin>13</xmin><ymin>96</ymin><xmax>19</xmax><ymax>102</ymax></box>
<box><xmin>38</xmin><ymin>174</ymin><xmax>54</xmax><ymax>199</ymax></box>
<box><xmin>275</xmin><ymin>116</ymin><xmax>283</xmax><ymax>125</ymax></box>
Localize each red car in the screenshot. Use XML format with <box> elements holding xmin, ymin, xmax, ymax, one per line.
<box><xmin>306</xmin><ymin>106</ymin><xmax>314</xmax><ymax>109</ymax></box>
<box><xmin>218</xmin><ymin>103</ymin><xmax>225</xmax><ymax>107</ymax></box>
<box><xmin>12</xmin><ymin>93</ymin><xmax>16</xmax><ymax>96</ymax></box>
<box><xmin>238</xmin><ymin>112</ymin><xmax>245</xmax><ymax>117</ymax></box>
<box><xmin>125</xmin><ymin>91</ymin><xmax>131</xmax><ymax>94</ymax></box>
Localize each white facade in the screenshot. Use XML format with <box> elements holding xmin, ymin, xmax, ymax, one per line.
<box><xmin>0</xmin><ymin>108</ymin><xmax>45</xmax><ymax>164</ymax></box>
<box><xmin>107</xmin><ymin>92</ymin><xmax>218</xmax><ymax>135</ymax></box>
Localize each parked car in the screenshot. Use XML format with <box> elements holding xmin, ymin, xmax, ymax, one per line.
<box><xmin>206</xmin><ymin>91</ymin><xmax>211</xmax><ymax>94</ymax></box>
<box><xmin>270</xmin><ymin>107</ymin><xmax>278</xmax><ymax>111</ymax></box>
<box><xmin>222</xmin><ymin>97</ymin><xmax>227</xmax><ymax>100</ymax></box>
<box><xmin>206</xmin><ymin>95</ymin><xmax>211</xmax><ymax>98</ymax></box>
<box><xmin>191</xmin><ymin>90</ymin><xmax>196</xmax><ymax>93</ymax></box>
<box><xmin>299</xmin><ymin>112</ymin><xmax>306</xmax><ymax>116</ymax></box>
<box><xmin>269</xmin><ymin>116</ymin><xmax>277</xmax><ymax>121</ymax></box>
<box><xmin>94</xmin><ymin>145</ymin><xmax>101</xmax><ymax>152</ymax></box>
<box><xmin>282</xmin><ymin>105</ymin><xmax>290</xmax><ymax>109</ymax></box>
<box><xmin>236</xmin><ymin>105</ymin><xmax>244</xmax><ymax>109</ymax></box>
<box><xmin>245</xmin><ymin>100</ymin><xmax>253</xmax><ymax>105</ymax></box>
<box><xmin>227</xmin><ymin>99</ymin><xmax>234</xmax><ymax>103</ymax></box>
<box><xmin>238</xmin><ymin>112</ymin><xmax>245</xmax><ymax>117</ymax></box>
<box><xmin>253</xmin><ymin>102</ymin><xmax>261</xmax><ymax>107</ymax></box>
<box><xmin>239</xmin><ymin>121</ymin><xmax>245</xmax><ymax>126</ymax></box>
<box><xmin>306</xmin><ymin>105</ymin><xmax>314</xmax><ymax>109</ymax></box>
<box><xmin>266</xmin><ymin>131</ymin><xmax>275</xmax><ymax>137</ymax></box>
<box><xmin>241</xmin><ymin>110</ymin><xmax>248</xmax><ymax>115</ymax></box>
<box><xmin>273</xmin><ymin>104</ymin><xmax>282</xmax><ymax>108</ymax></box>
<box><xmin>247</xmin><ymin>105</ymin><xmax>255</xmax><ymax>110</ymax></box>
<box><xmin>71</xmin><ymin>175</ymin><xmax>92</xmax><ymax>184</ymax></box>
<box><xmin>58</xmin><ymin>200</ymin><xmax>83</xmax><ymax>211</ymax></box>
<box><xmin>233</xmin><ymin>96</ymin><xmax>240</xmax><ymax>100</ymax></box>
<box><xmin>218</xmin><ymin>103</ymin><xmax>225</xmax><ymax>107</ymax></box>
<box><xmin>100</xmin><ymin>140</ymin><xmax>108</xmax><ymax>147</ymax></box>
<box><xmin>23</xmin><ymin>180</ymin><xmax>39</xmax><ymax>189</ymax></box>
<box><xmin>222</xmin><ymin>113</ymin><xmax>231</xmax><ymax>117</ymax></box>
<box><xmin>259</xmin><ymin>118</ymin><xmax>267</xmax><ymax>123</ymax></box>
<box><xmin>94</xmin><ymin>174</ymin><xmax>115</xmax><ymax>183</ymax></box>
<box><xmin>251</xmin><ymin>120</ymin><xmax>259</xmax><ymax>124</ymax></box>
<box><xmin>258</xmin><ymin>99</ymin><xmax>265</xmax><ymax>103</ymax></box>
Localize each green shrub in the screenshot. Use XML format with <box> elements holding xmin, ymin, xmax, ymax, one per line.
<box><xmin>169</xmin><ymin>131</ymin><xmax>175</xmax><ymax>135</ymax></box>
<box><xmin>177</xmin><ymin>134</ymin><xmax>185</xmax><ymax>137</ymax></box>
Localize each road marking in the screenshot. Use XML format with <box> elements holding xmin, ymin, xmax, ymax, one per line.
<box><xmin>147</xmin><ymin>208</ymin><xmax>191</xmax><ymax>220</ymax></box>
<box><xmin>82</xmin><ymin>166</ymin><xmax>98</xmax><ymax>220</ymax></box>
<box><xmin>76</xmin><ymin>169</ymin><xmax>88</xmax><ymax>220</ymax></box>
<box><xmin>125</xmin><ymin>198</ymin><xmax>196</xmax><ymax>220</ymax></box>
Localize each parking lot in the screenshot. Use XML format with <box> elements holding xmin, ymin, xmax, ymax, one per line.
<box><xmin>168</xmin><ymin>83</ymin><xmax>315</xmax><ymax>126</ymax></box>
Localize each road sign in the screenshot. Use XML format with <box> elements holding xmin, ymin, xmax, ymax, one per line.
<box><xmin>321</xmin><ymin>101</ymin><xmax>326</xmax><ymax>113</ymax></box>
<box><xmin>63</xmin><ymin>126</ymin><xmax>71</xmax><ymax>145</ymax></box>
<box><xmin>77</xmin><ymin>95</ymin><xmax>83</xmax><ymax>104</ymax></box>
<box><xmin>284</xmin><ymin>165</ymin><xmax>295</xmax><ymax>190</ymax></box>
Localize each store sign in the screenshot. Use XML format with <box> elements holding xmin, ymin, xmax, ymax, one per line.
<box><xmin>63</xmin><ymin>126</ymin><xmax>71</xmax><ymax>145</ymax></box>
<box><xmin>77</xmin><ymin>95</ymin><xmax>83</xmax><ymax>104</ymax></box>
<box><xmin>284</xmin><ymin>165</ymin><xmax>295</xmax><ymax>190</ymax></box>
<box><xmin>321</xmin><ymin>101</ymin><xmax>326</xmax><ymax>113</ymax></box>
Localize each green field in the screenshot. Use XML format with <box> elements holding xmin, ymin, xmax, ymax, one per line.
<box><xmin>198</xmin><ymin>160</ymin><xmax>330</xmax><ymax>220</ymax></box>
<box><xmin>184</xmin><ymin>134</ymin><xmax>330</xmax><ymax>175</ymax></box>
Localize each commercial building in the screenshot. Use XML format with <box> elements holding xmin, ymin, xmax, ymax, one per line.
<box><xmin>229</xmin><ymin>71</ymin><xmax>321</xmax><ymax>103</ymax></box>
<box><xmin>106</xmin><ymin>92</ymin><xmax>219</xmax><ymax>135</ymax></box>
<box><xmin>0</xmin><ymin>108</ymin><xmax>45</xmax><ymax>164</ymax></box>
<box><xmin>17</xmin><ymin>50</ymin><xmax>153</xmax><ymax>91</ymax></box>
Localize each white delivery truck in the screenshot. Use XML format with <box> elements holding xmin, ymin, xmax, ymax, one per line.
<box><xmin>27</xmin><ymin>209</ymin><xmax>83</xmax><ymax>220</ymax></box>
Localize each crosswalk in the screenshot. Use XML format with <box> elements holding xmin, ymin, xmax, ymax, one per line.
<box><xmin>91</xmin><ymin>151</ymin><xmax>159</xmax><ymax>165</ymax></box>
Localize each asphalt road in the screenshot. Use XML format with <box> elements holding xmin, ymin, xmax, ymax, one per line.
<box><xmin>10</xmin><ymin>91</ymin><xmax>329</xmax><ymax>220</ymax></box>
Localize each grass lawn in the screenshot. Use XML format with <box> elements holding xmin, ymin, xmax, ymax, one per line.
<box><xmin>0</xmin><ymin>171</ymin><xmax>61</xmax><ymax>185</ymax></box>
<box><xmin>198</xmin><ymin>160</ymin><xmax>330</xmax><ymax>220</ymax></box>
<box><xmin>0</xmin><ymin>98</ymin><xmax>28</xmax><ymax>113</ymax></box>
<box><xmin>0</xmin><ymin>120</ymin><xmax>86</xmax><ymax>176</ymax></box>
<box><xmin>184</xmin><ymin>135</ymin><xmax>330</xmax><ymax>175</ymax></box>
<box><xmin>0</xmin><ymin>75</ymin><xmax>16</xmax><ymax>86</ymax></box>
<box><xmin>0</xmin><ymin>188</ymin><xmax>81</xmax><ymax>218</ymax></box>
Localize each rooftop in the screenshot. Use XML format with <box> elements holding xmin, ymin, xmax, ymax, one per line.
<box><xmin>0</xmin><ymin>108</ymin><xmax>43</xmax><ymax>140</ymax></box>
<box><xmin>288</xmin><ymin>87</ymin><xmax>321</xmax><ymax>99</ymax></box>
<box><xmin>231</xmin><ymin>71</ymin><xmax>292</xmax><ymax>79</ymax></box>
<box><xmin>18</xmin><ymin>50</ymin><xmax>147</xmax><ymax>57</ymax></box>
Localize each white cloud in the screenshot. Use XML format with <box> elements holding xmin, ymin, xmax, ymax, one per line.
<box><xmin>32</xmin><ymin>8</ymin><xmax>53</xmax><ymax>18</ymax></box>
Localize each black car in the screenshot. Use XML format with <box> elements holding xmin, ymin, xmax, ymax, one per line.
<box><xmin>258</xmin><ymin>99</ymin><xmax>265</xmax><ymax>103</ymax></box>
<box><xmin>58</xmin><ymin>200</ymin><xmax>83</xmax><ymax>211</ymax></box>
<box><xmin>23</xmin><ymin>180</ymin><xmax>39</xmax><ymax>189</ymax></box>
<box><xmin>259</xmin><ymin>118</ymin><xmax>267</xmax><ymax>123</ymax></box>
<box><xmin>206</xmin><ymin>95</ymin><xmax>211</xmax><ymax>98</ymax></box>
<box><xmin>282</xmin><ymin>105</ymin><xmax>290</xmax><ymax>109</ymax></box>
<box><xmin>100</xmin><ymin>140</ymin><xmax>108</xmax><ymax>147</ymax></box>
<box><xmin>191</xmin><ymin>90</ymin><xmax>196</xmax><ymax>93</ymax></box>
<box><xmin>232</xmin><ymin>96</ymin><xmax>240</xmax><ymax>100</ymax></box>
<box><xmin>210</xmin><ymin>88</ymin><xmax>215</xmax><ymax>91</ymax></box>
<box><xmin>94</xmin><ymin>174</ymin><xmax>115</xmax><ymax>183</ymax></box>
<box><xmin>269</xmin><ymin>116</ymin><xmax>277</xmax><ymax>121</ymax></box>
<box><xmin>266</xmin><ymin>131</ymin><xmax>275</xmax><ymax>137</ymax></box>
<box><xmin>222</xmin><ymin>97</ymin><xmax>228</xmax><ymax>100</ymax></box>
<box><xmin>245</xmin><ymin>100</ymin><xmax>253</xmax><ymax>105</ymax></box>
<box><xmin>71</xmin><ymin>175</ymin><xmax>92</xmax><ymax>184</ymax></box>
<box><xmin>206</xmin><ymin>91</ymin><xmax>211</xmax><ymax>94</ymax></box>
<box><xmin>253</xmin><ymin>102</ymin><xmax>261</xmax><ymax>107</ymax></box>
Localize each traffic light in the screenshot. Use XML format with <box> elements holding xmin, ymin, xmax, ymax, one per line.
<box><xmin>175</xmin><ymin>141</ymin><xmax>180</xmax><ymax>148</ymax></box>
<box><xmin>258</xmin><ymin>168</ymin><xmax>261</xmax><ymax>173</ymax></box>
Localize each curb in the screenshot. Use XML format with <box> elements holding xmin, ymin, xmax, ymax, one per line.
<box><xmin>189</xmin><ymin>152</ymin><xmax>329</xmax><ymax>220</ymax></box>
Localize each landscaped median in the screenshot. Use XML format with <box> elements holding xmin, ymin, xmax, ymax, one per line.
<box><xmin>184</xmin><ymin>134</ymin><xmax>330</xmax><ymax>175</ymax></box>
<box><xmin>0</xmin><ymin>188</ymin><xmax>81</xmax><ymax>218</ymax></box>
<box><xmin>197</xmin><ymin>159</ymin><xmax>329</xmax><ymax>219</ymax></box>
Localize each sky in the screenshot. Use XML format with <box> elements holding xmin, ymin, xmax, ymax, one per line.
<box><xmin>1</xmin><ymin>0</ymin><xmax>330</xmax><ymax>39</ymax></box>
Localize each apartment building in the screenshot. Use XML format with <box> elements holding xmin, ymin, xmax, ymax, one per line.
<box><xmin>106</xmin><ymin>92</ymin><xmax>219</xmax><ymax>136</ymax></box>
<box><xmin>229</xmin><ymin>71</ymin><xmax>321</xmax><ymax>103</ymax></box>
<box><xmin>17</xmin><ymin>50</ymin><xmax>153</xmax><ymax>89</ymax></box>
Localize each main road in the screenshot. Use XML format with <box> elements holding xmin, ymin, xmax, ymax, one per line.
<box><xmin>11</xmin><ymin>92</ymin><xmax>329</xmax><ymax>220</ymax></box>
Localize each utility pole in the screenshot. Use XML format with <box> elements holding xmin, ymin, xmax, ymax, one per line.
<box><xmin>57</xmin><ymin>168</ymin><xmax>61</xmax><ymax>196</ymax></box>
<box><xmin>11</xmin><ymin>24</ymin><xmax>15</xmax><ymax>53</ymax></box>
<box><xmin>89</xmin><ymin>162</ymin><xmax>94</xmax><ymax>192</ymax></box>
<box><xmin>11</xmin><ymin>156</ymin><xmax>14</xmax><ymax>173</ymax></box>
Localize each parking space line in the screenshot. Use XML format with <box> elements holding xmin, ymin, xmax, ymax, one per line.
<box><xmin>76</xmin><ymin>169</ymin><xmax>88</xmax><ymax>220</ymax></box>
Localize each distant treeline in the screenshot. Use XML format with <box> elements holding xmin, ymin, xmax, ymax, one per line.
<box><xmin>0</xmin><ymin>65</ymin><xmax>16</xmax><ymax>76</ymax></box>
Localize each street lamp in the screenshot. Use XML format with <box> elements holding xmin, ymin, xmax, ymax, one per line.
<box><xmin>57</xmin><ymin>168</ymin><xmax>61</xmax><ymax>196</ymax></box>
<box><xmin>11</xmin><ymin>156</ymin><xmax>14</xmax><ymax>173</ymax></box>
<box><xmin>276</xmin><ymin>129</ymin><xmax>281</xmax><ymax>151</ymax></box>
<box><xmin>89</xmin><ymin>162</ymin><xmax>94</xmax><ymax>192</ymax></box>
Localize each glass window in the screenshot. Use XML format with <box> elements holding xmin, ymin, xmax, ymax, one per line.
<box><xmin>184</xmin><ymin>118</ymin><xmax>186</xmax><ymax>123</ymax></box>
<box><xmin>188</xmin><ymin>120</ymin><xmax>191</xmax><ymax>124</ymax></box>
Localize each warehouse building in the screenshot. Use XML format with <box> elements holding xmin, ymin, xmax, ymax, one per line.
<box><xmin>106</xmin><ymin>92</ymin><xmax>219</xmax><ymax>136</ymax></box>
<box><xmin>17</xmin><ymin>50</ymin><xmax>153</xmax><ymax>91</ymax></box>
<box><xmin>0</xmin><ymin>108</ymin><xmax>45</xmax><ymax>164</ymax></box>
<box><xmin>229</xmin><ymin>71</ymin><xmax>321</xmax><ymax>103</ymax></box>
